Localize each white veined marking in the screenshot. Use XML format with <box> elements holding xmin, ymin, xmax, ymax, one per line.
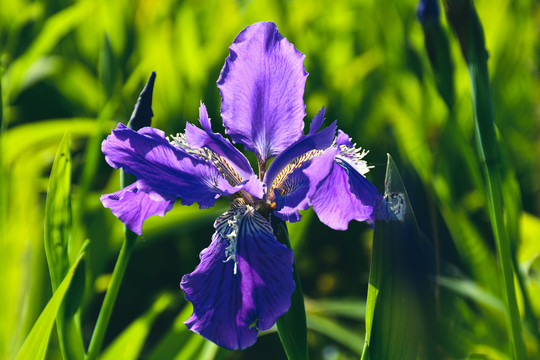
<box><xmin>214</xmin><ymin>200</ymin><xmax>274</xmax><ymax>275</ymax></box>
<box><xmin>214</xmin><ymin>199</ymin><xmax>249</xmax><ymax>275</ymax></box>
<box><xmin>335</xmin><ymin>142</ymin><xmax>373</xmax><ymax>177</ymax></box>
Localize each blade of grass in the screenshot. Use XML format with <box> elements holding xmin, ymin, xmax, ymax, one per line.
<box><xmin>44</xmin><ymin>132</ymin><xmax>72</xmax><ymax>290</ymax></box>
<box><xmin>15</xmin><ymin>243</ymin><xmax>88</xmax><ymax>360</ymax></box>
<box><xmin>307</xmin><ymin>314</ymin><xmax>364</xmax><ymax>355</ymax></box>
<box><xmin>272</xmin><ymin>217</ymin><xmax>309</xmax><ymax>360</ymax></box>
<box><xmin>44</xmin><ymin>132</ymin><xmax>85</xmax><ymax>360</ymax></box>
<box><xmin>305</xmin><ymin>298</ymin><xmax>366</xmax><ymax>321</ymax></box>
<box><xmin>86</xmin><ymin>72</ymin><xmax>156</xmax><ymax>360</ymax></box>
<box><xmin>1</xmin><ymin>118</ymin><xmax>107</xmax><ymax>167</ymax></box>
<box><xmin>4</xmin><ymin>0</ymin><xmax>93</xmax><ymax>103</ymax></box>
<box><xmin>100</xmin><ymin>294</ymin><xmax>173</xmax><ymax>360</ymax></box>
<box><xmin>361</xmin><ymin>154</ymin><xmax>434</xmax><ymax>360</ymax></box>
<box><xmin>443</xmin><ymin>1</ymin><xmax>526</xmax><ymax>357</ymax></box>
<box><xmin>146</xmin><ymin>304</ymin><xmax>194</xmax><ymax>360</ymax></box>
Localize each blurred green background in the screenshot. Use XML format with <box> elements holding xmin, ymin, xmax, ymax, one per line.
<box><xmin>1</xmin><ymin>0</ymin><xmax>539</xmax><ymax>359</ymax></box>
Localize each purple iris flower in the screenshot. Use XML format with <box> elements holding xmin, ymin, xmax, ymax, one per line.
<box><xmin>100</xmin><ymin>22</ymin><xmax>381</xmax><ymax>350</ymax></box>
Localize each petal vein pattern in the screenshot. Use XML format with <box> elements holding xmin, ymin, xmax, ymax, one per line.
<box><xmin>180</xmin><ymin>203</ymin><xmax>295</xmax><ymax>350</ymax></box>
<box><xmin>217</xmin><ymin>22</ymin><xmax>307</xmax><ymax>162</ymax></box>
<box><xmin>102</xmin><ymin>123</ymin><xmax>239</xmax><ymax>209</ymax></box>
<box><xmin>100</xmin><ymin>180</ymin><xmax>175</xmax><ymax>235</ymax></box>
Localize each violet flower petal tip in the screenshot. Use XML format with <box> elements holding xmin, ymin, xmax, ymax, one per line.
<box><xmin>311</xmin><ymin>160</ymin><xmax>380</xmax><ymax>230</ymax></box>
<box><xmin>100</xmin><ymin>181</ymin><xmax>175</xmax><ymax>235</ymax></box>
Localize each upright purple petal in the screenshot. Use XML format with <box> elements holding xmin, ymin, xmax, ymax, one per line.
<box><xmin>242</xmin><ymin>174</ymin><xmax>265</xmax><ymax>200</ymax></box>
<box><xmin>217</xmin><ymin>22</ymin><xmax>308</xmax><ymax>162</ymax></box>
<box><xmin>185</xmin><ymin>103</ymin><xmax>254</xmax><ymax>181</ymax></box>
<box><xmin>181</xmin><ymin>204</ymin><xmax>295</xmax><ymax>350</ymax></box>
<box><xmin>102</xmin><ymin>123</ymin><xmax>238</xmax><ymax>209</ymax></box>
<box><xmin>308</xmin><ymin>106</ymin><xmax>326</xmax><ymax>136</ymax></box>
<box><xmin>100</xmin><ymin>180</ymin><xmax>175</xmax><ymax>235</ymax></box>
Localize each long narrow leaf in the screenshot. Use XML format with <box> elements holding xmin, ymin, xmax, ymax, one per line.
<box><xmin>100</xmin><ymin>294</ymin><xmax>173</xmax><ymax>360</ymax></box>
<box><xmin>273</xmin><ymin>217</ymin><xmax>309</xmax><ymax>360</ymax></box>
<box><xmin>307</xmin><ymin>314</ymin><xmax>364</xmax><ymax>355</ymax></box>
<box><xmin>44</xmin><ymin>132</ymin><xmax>85</xmax><ymax>360</ymax></box>
<box><xmin>146</xmin><ymin>304</ymin><xmax>194</xmax><ymax>360</ymax></box>
<box><xmin>44</xmin><ymin>132</ymin><xmax>71</xmax><ymax>290</ymax></box>
<box><xmin>362</xmin><ymin>154</ymin><xmax>434</xmax><ymax>360</ymax></box>
<box><xmin>15</xmin><ymin>243</ymin><xmax>88</xmax><ymax>360</ymax></box>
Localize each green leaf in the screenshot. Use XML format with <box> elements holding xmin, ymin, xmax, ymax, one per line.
<box><xmin>5</xmin><ymin>0</ymin><xmax>93</xmax><ymax>102</ymax></box>
<box><xmin>44</xmin><ymin>133</ymin><xmax>85</xmax><ymax>360</ymax></box>
<box><xmin>15</xmin><ymin>243</ymin><xmax>88</xmax><ymax>360</ymax></box>
<box><xmin>99</xmin><ymin>34</ymin><xmax>117</xmax><ymax>100</ymax></box>
<box><xmin>305</xmin><ymin>298</ymin><xmax>366</xmax><ymax>321</ymax></box>
<box><xmin>100</xmin><ymin>294</ymin><xmax>174</xmax><ymax>360</ymax></box>
<box><xmin>172</xmin><ymin>335</ymin><xmax>205</xmax><ymax>360</ymax></box>
<box><xmin>146</xmin><ymin>304</ymin><xmax>194</xmax><ymax>360</ymax></box>
<box><xmin>44</xmin><ymin>132</ymin><xmax>72</xmax><ymax>290</ymax></box>
<box><xmin>362</xmin><ymin>154</ymin><xmax>433</xmax><ymax>360</ymax></box>
<box><xmin>1</xmin><ymin>118</ymin><xmax>108</xmax><ymax>167</ymax></box>
<box><xmin>437</xmin><ymin>276</ymin><xmax>505</xmax><ymax>314</ymax></box>
<box><xmin>272</xmin><ymin>218</ymin><xmax>309</xmax><ymax>360</ymax></box>
<box><xmin>444</xmin><ymin>2</ymin><xmax>527</xmax><ymax>357</ymax></box>
<box><xmin>306</xmin><ymin>313</ymin><xmax>364</xmax><ymax>355</ymax></box>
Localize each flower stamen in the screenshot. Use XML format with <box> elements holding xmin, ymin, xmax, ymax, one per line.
<box><xmin>336</xmin><ymin>143</ymin><xmax>373</xmax><ymax>176</ymax></box>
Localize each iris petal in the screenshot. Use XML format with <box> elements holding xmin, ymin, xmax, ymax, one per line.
<box><xmin>180</xmin><ymin>205</ymin><xmax>295</xmax><ymax>350</ymax></box>
<box><xmin>263</xmin><ymin>107</ymin><xmax>336</xmax><ymax>187</ymax></box>
<box><xmin>273</xmin><ymin>148</ymin><xmax>338</xmax><ymax>222</ymax></box>
<box><xmin>217</xmin><ymin>22</ymin><xmax>307</xmax><ymax>162</ymax></box>
<box><xmin>185</xmin><ymin>103</ymin><xmax>254</xmax><ymax>181</ymax></box>
<box><xmin>102</xmin><ymin>123</ymin><xmax>238</xmax><ymax>209</ymax></box>
<box><xmin>273</xmin><ymin>167</ymin><xmax>310</xmax><ymax>223</ymax></box>
<box><xmin>100</xmin><ymin>180</ymin><xmax>175</xmax><ymax>235</ymax></box>
<box><xmin>311</xmin><ymin>159</ymin><xmax>381</xmax><ymax>230</ymax></box>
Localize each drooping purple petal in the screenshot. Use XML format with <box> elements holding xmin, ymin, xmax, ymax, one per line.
<box><xmin>100</xmin><ymin>180</ymin><xmax>175</xmax><ymax>235</ymax></box>
<box><xmin>310</xmin><ymin>157</ymin><xmax>381</xmax><ymax>230</ymax></box>
<box><xmin>102</xmin><ymin>123</ymin><xmax>239</xmax><ymax>209</ymax></box>
<box><xmin>217</xmin><ymin>22</ymin><xmax>308</xmax><ymax>162</ymax></box>
<box><xmin>263</xmin><ymin>109</ymin><xmax>336</xmax><ymax>187</ymax></box>
<box><xmin>185</xmin><ymin>103</ymin><xmax>254</xmax><ymax>181</ymax></box>
<box><xmin>181</xmin><ymin>205</ymin><xmax>295</xmax><ymax>350</ymax></box>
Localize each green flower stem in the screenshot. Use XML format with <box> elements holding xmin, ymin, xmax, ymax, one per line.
<box><xmin>480</xmin><ymin>164</ymin><xmax>525</xmax><ymax>360</ymax></box>
<box><xmin>86</xmin><ymin>72</ymin><xmax>154</xmax><ymax>360</ymax></box>
<box><xmin>272</xmin><ymin>217</ymin><xmax>309</xmax><ymax>360</ymax></box>
<box><xmin>86</xmin><ymin>226</ymin><xmax>137</xmax><ymax>360</ymax></box>
<box><xmin>56</xmin><ymin>305</ymin><xmax>86</xmax><ymax>360</ymax></box>
<box><xmin>86</xmin><ymin>170</ymin><xmax>138</xmax><ymax>360</ymax></box>
<box><xmin>444</xmin><ymin>1</ymin><xmax>526</xmax><ymax>358</ymax></box>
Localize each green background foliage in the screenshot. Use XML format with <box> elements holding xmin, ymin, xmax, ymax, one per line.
<box><xmin>1</xmin><ymin>0</ymin><xmax>539</xmax><ymax>358</ymax></box>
